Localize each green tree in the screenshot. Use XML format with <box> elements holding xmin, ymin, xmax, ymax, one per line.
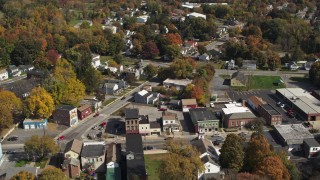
<box><xmin>159</xmin><ymin>141</ymin><xmax>204</xmax><ymax>180</ymax></box>
<box><xmin>25</xmin><ymin>87</ymin><xmax>55</xmax><ymax>118</ymax></box>
<box><xmin>277</xmin><ymin>151</ymin><xmax>301</xmax><ymax>180</ymax></box>
<box><xmin>24</xmin><ymin>135</ymin><xmax>59</xmax><ymax>160</ymax></box>
<box><xmin>164</xmin><ymin>44</ymin><xmax>181</xmax><ymax>60</ymax></box>
<box><xmin>144</xmin><ymin>64</ymin><xmax>158</xmax><ymax>79</ymax></box>
<box><xmin>11</xmin><ymin>171</ymin><xmax>35</xmax><ymax>180</ymax></box>
<box><xmin>244</xmin><ymin>134</ymin><xmax>272</xmax><ymax>172</ymax></box>
<box><xmin>170</xmin><ymin>58</ymin><xmax>195</xmax><ymax>79</ymax></box>
<box><xmin>108</xmin><ymin>34</ymin><xmax>125</xmax><ymax>55</ymax></box>
<box><xmin>219</xmin><ymin>134</ymin><xmax>244</xmax><ymax>172</ymax></box>
<box><xmin>309</xmin><ymin>61</ymin><xmax>320</xmax><ymax>87</ymax></box>
<box><xmin>197</xmin><ymin>44</ymin><xmax>207</xmax><ymax>55</ymax></box>
<box><xmin>39</xmin><ymin>167</ymin><xmax>67</xmax><ymax>180</ymax></box>
<box><xmin>266</xmin><ymin>50</ymin><xmax>281</xmax><ymax>71</ymax></box>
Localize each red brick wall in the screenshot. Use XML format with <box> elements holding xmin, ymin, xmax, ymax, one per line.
<box><xmin>226</xmin><ymin>118</ymin><xmax>255</xmax><ymax>128</ymax></box>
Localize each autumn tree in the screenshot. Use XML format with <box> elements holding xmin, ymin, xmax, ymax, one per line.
<box><xmin>244</xmin><ymin>134</ymin><xmax>272</xmax><ymax>172</ymax></box>
<box><xmin>219</xmin><ymin>134</ymin><xmax>244</xmax><ymax>172</ymax></box>
<box><xmin>266</xmin><ymin>50</ymin><xmax>281</xmax><ymax>71</ymax></box>
<box><xmin>197</xmin><ymin>44</ymin><xmax>207</xmax><ymax>55</ymax></box>
<box><xmin>255</xmin><ymin>156</ymin><xmax>290</xmax><ymax>180</ymax></box>
<box><xmin>39</xmin><ymin>167</ymin><xmax>67</xmax><ymax>180</ymax></box>
<box><xmin>159</xmin><ymin>141</ymin><xmax>204</xmax><ymax>180</ymax></box>
<box><xmin>236</xmin><ymin>172</ymin><xmax>257</xmax><ymax>180</ymax></box>
<box><xmin>24</xmin><ymin>135</ymin><xmax>59</xmax><ymax>160</ymax></box>
<box><xmin>277</xmin><ymin>151</ymin><xmax>301</xmax><ymax>180</ymax></box>
<box><xmin>0</xmin><ymin>90</ymin><xmax>22</xmax><ymax>130</ymax></box>
<box><xmin>165</xmin><ymin>33</ymin><xmax>182</xmax><ymax>45</ymax></box>
<box><xmin>25</xmin><ymin>87</ymin><xmax>55</xmax><ymax>118</ymax></box>
<box><xmin>11</xmin><ymin>171</ymin><xmax>35</xmax><ymax>180</ymax></box>
<box><xmin>170</xmin><ymin>58</ymin><xmax>195</xmax><ymax>79</ymax></box>
<box><xmin>142</xmin><ymin>41</ymin><xmax>159</xmax><ymax>59</ymax></box>
<box><xmin>164</xmin><ymin>44</ymin><xmax>181</xmax><ymax>60</ymax></box>
<box><xmin>144</xmin><ymin>64</ymin><xmax>158</xmax><ymax>79</ymax></box>
<box><xmin>46</xmin><ymin>49</ymin><xmax>60</xmax><ymax>65</ymax></box>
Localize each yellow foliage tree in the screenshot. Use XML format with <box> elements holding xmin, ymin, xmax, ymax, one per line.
<box><xmin>11</xmin><ymin>171</ymin><xmax>35</xmax><ymax>180</ymax></box>
<box><xmin>25</xmin><ymin>87</ymin><xmax>55</xmax><ymax>118</ymax></box>
<box><xmin>0</xmin><ymin>90</ymin><xmax>22</xmax><ymax>130</ymax></box>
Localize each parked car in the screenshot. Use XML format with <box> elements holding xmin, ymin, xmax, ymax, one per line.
<box><xmin>143</xmin><ymin>146</ymin><xmax>154</xmax><ymax>150</ymax></box>
<box><xmin>158</xmin><ymin>108</ymin><xmax>167</xmax><ymax>111</ymax></box>
<box><xmin>58</xmin><ymin>135</ymin><xmax>65</xmax><ymax>141</ymax></box>
<box><xmin>210</xmin><ymin>102</ymin><xmax>215</xmax><ymax>108</ymax></box>
<box><xmin>212</xmin><ymin>135</ymin><xmax>224</xmax><ymax>142</ymax></box>
<box><xmin>280</xmin><ymin>104</ymin><xmax>285</xmax><ymax>108</ymax></box>
<box><xmin>7</xmin><ymin>136</ymin><xmax>18</xmax><ymax>141</ymax></box>
<box><xmin>100</xmin><ymin>122</ymin><xmax>107</xmax><ymax>127</ymax></box>
<box><xmin>92</xmin><ymin>125</ymin><xmax>98</xmax><ymax>130</ymax></box>
<box><xmin>93</xmin><ymin>113</ymin><xmax>100</xmax><ymax>117</ymax></box>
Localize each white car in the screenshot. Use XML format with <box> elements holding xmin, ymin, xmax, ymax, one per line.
<box><xmin>210</xmin><ymin>102</ymin><xmax>215</xmax><ymax>108</ymax></box>
<box><xmin>280</xmin><ymin>104</ymin><xmax>285</xmax><ymax>108</ymax></box>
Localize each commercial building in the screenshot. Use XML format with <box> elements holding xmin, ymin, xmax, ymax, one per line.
<box><xmin>138</xmin><ymin>115</ymin><xmax>150</xmax><ymax>136</ymax></box>
<box><xmin>77</xmin><ymin>104</ymin><xmax>93</xmax><ymax>120</ymax></box>
<box><xmin>134</xmin><ymin>90</ymin><xmax>159</xmax><ymax>105</ymax></box>
<box><xmin>247</xmin><ymin>96</ymin><xmax>266</xmax><ymax>111</ymax></box>
<box><xmin>303</xmin><ymin>138</ymin><xmax>320</xmax><ymax>158</ymax></box>
<box><xmin>163</xmin><ymin>78</ymin><xmax>193</xmax><ymax>91</ymax></box>
<box><xmin>276</xmin><ymin>88</ymin><xmax>320</xmax><ymax>127</ymax></box>
<box><xmin>53</xmin><ymin>105</ymin><xmax>78</xmax><ymax>127</ymax></box>
<box><xmin>181</xmin><ymin>99</ymin><xmax>197</xmax><ymax>112</ymax></box>
<box><xmin>189</xmin><ymin>108</ymin><xmax>219</xmax><ymax>137</ymax></box>
<box><xmin>222</xmin><ymin>103</ymin><xmax>256</xmax><ymax>128</ymax></box>
<box><xmin>23</xmin><ymin>119</ymin><xmax>48</xmax><ymax>130</ymax></box>
<box><xmin>125</xmin><ymin>109</ymin><xmax>140</xmax><ymax>134</ymax></box>
<box><xmin>274</xmin><ymin>124</ymin><xmax>314</xmax><ymax>151</ymax></box>
<box><xmin>258</xmin><ymin>104</ymin><xmax>282</xmax><ymax>125</ymax></box>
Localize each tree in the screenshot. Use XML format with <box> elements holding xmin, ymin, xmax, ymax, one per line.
<box><xmin>170</xmin><ymin>58</ymin><xmax>195</xmax><ymax>79</ymax></box>
<box><xmin>255</xmin><ymin>156</ymin><xmax>290</xmax><ymax>180</ymax></box>
<box><xmin>159</xmin><ymin>141</ymin><xmax>204</xmax><ymax>180</ymax></box>
<box><xmin>0</xmin><ymin>105</ymin><xmax>13</xmax><ymax>130</ymax></box>
<box><xmin>24</xmin><ymin>135</ymin><xmax>59</xmax><ymax>160</ymax></box>
<box><xmin>197</xmin><ymin>44</ymin><xmax>207</xmax><ymax>55</ymax></box>
<box><xmin>11</xmin><ymin>171</ymin><xmax>35</xmax><ymax>180</ymax></box>
<box><xmin>142</xmin><ymin>41</ymin><xmax>159</xmax><ymax>59</ymax></box>
<box><xmin>266</xmin><ymin>50</ymin><xmax>280</xmax><ymax>71</ymax></box>
<box><xmin>0</xmin><ymin>90</ymin><xmax>22</xmax><ymax>130</ymax></box>
<box><xmin>236</xmin><ymin>172</ymin><xmax>256</xmax><ymax>180</ymax></box>
<box><xmin>25</xmin><ymin>87</ymin><xmax>55</xmax><ymax>118</ymax></box>
<box><xmin>244</xmin><ymin>134</ymin><xmax>272</xmax><ymax>172</ymax></box>
<box><xmin>219</xmin><ymin>134</ymin><xmax>244</xmax><ymax>172</ymax></box>
<box><xmin>165</xmin><ymin>33</ymin><xmax>182</xmax><ymax>45</ymax></box>
<box><xmin>39</xmin><ymin>167</ymin><xmax>67</xmax><ymax>180</ymax></box>
<box><xmin>144</xmin><ymin>64</ymin><xmax>158</xmax><ymax>79</ymax></box>
<box><xmin>277</xmin><ymin>151</ymin><xmax>301</xmax><ymax>180</ymax></box>
<box><xmin>164</xmin><ymin>44</ymin><xmax>181</xmax><ymax>60</ymax></box>
<box><xmin>309</xmin><ymin>61</ymin><xmax>320</xmax><ymax>87</ymax></box>
<box><xmin>125</xmin><ymin>73</ymin><xmax>137</xmax><ymax>85</ymax></box>
<box><xmin>46</xmin><ymin>49</ymin><xmax>60</xmax><ymax>65</ymax></box>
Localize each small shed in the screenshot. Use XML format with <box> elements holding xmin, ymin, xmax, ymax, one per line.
<box><xmin>23</xmin><ymin>118</ymin><xmax>48</xmax><ymax>130</ymax></box>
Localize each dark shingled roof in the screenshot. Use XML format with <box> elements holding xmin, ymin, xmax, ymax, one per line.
<box><xmin>201</xmin><ymin>155</ymin><xmax>219</xmax><ymax>166</ymax></box>
<box><xmin>259</xmin><ymin>104</ymin><xmax>281</xmax><ymax>116</ymax></box>
<box><xmin>125</xmin><ymin>109</ymin><xmax>139</xmax><ymax>119</ymax></box>
<box><xmin>189</xmin><ymin>108</ymin><xmax>218</xmax><ymax>124</ymax></box>
<box><xmin>81</xmin><ymin>144</ymin><xmax>105</xmax><ymax>157</ymax></box>
<box><xmin>126</xmin><ymin>134</ymin><xmax>146</xmax><ymax>179</ymax></box>
<box><xmin>56</xmin><ymin>105</ymin><xmax>76</xmax><ymax>111</ymax></box>
<box><xmin>64</xmin><ymin>139</ymin><xmax>82</xmax><ymax>154</ymax></box>
<box><xmin>139</xmin><ymin>115</ymin><xmax>149</xmax><ymax>124</ymax></box>
<box><xmin>150</xmin><ymin>121</ymin><xmax>161</xmax><ymax>128</ymax></box>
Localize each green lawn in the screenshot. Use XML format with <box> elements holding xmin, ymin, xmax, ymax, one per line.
<box><xmin>145</xmin><ymin>154</ymin><xmax>165</xmax><ymax>180</ymax></box>
<box><xmin>247</xmin><ymin>75</ymin><xmax>285</xmax><ymax>90</ymax></box>
<box><xmin>35</xmin><ymin>158</ymin><xmax>48</xmax><ymax>168</ymax></box>
<box><xmin>100</xmin><ymin>56</ymin><xmax>113</xmax><ymax>64</ymax></box>
<box><xmin>15</xmin><ymin>160</ymin><xmax>30</xmax><ymax>167</ymax></box>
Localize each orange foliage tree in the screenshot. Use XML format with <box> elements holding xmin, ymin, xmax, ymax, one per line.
<box><xmin>255</xmin><ymin>156</ymin><xmax>290</xmax><ymax>180</ymax></box>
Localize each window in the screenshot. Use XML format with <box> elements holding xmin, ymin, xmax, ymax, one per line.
<box><xmin>100</xmin><ymin>158</ymin><xmax>102</xmax><ymax>161</ymax></box>
<box><xmin>171</xmin><ymin>121</ymin><xmax>173</xmax><ymax>123</ymax></box>
<box><xmin>165</xmin><ymin>121</ymin><xmax>168</xmax><ymax>123</ymax></box>
<box><xmin>142</xmin><ymin>127</ymin><xmax>143</xmax><ymax>129</ymax></box>
<box><xmin>207</xmin><ymin>169</ymin><xmax>210</xmax><ymax>172</ymax></box>
<box><xmin>146</xmin><ymin>127</ymin><xmax>147</xmax><ymax>129</ymax></box>
<box><xmin>96</xmin><ymin>158</ymin><xmax>99</xmax><ymax>162</ymax></box>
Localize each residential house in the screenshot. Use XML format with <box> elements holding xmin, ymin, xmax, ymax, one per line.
<box><xmin>216</xmin><ymin>26</ymin><xmax>228</xmax><ymax>38</ymax></box>
<box><xmin>184</xmin><ymin>40</ymin><xmax>198</xmax><ymax>49</ymax></box>
<box><xmin>23</xmin><ymin>119</ymin><xmax>48</xmax><ymax>130</ymax></box>
<box><xmin>242</xmin><ymin>60</ymin><xmax>257</xmax><ymax>70</ymax></box>
<box><xmin>303</xmin><ymin>139</ymin><xmax>320</xmax><ymax>158</ymax></box>
<box><xmin>150</xmin><ymin>121</ymin><xmax>161</xmax><ymax>135</ymax></box>
<box><xmin>0</xmin><ymin>78</ymin><xmax>41</xmax><ymax>99</ymax></box>
<box><xmin>189</xmin><ymin>108</ymin><xmax>219</xmax><ymax>137</ymax></box>
<box><xmin>191</xmin><ymin>138</ymin><xmax>221</xmax><ymax>180</ymax></box>
<box><xmin>27</xmin><ymin>69</ymin><xmax>47</xmax><ymax>79</ymax></box>
<box><xmin>247</xmin><ymin>96</ymin><xmax>266</xmax><ymax>111</ymax></box>
<box><xmin>162</xmin><ymin>111</ymin><xmax>181</xmax><ymax>132</ymax></box>
<box><xmin>134</xmin><ymin>90</ymin><xmax>159</xmax><ymax>104</ymax></box>
<box><xmin>64</xmin><ymin>139</ymin><xmax>83</xmax><ymax>159</ymax></box>
<box><xmin>187</xmin><ymin>12</ymin><xmax>206</xmax><ymax>19</ymax></box>
<box><xmin>106</xmin><ymin>79</ymin><xmax>127</xmax><ymax>89</ymax></box>
<box><xmin>126</xmin><ymin>134</ymin><xmax>147</xmax><ymax>180</ymax></box>
<box><xmin>7</xmin><ymin>65</ymin><xmax>21</xmax><ymax>77</ymax></box>
<box><xmin>222</xmin><ymin>103</ymin><xmax>256</xmax><ymax>128</ymax></box>
<box><xmin>77</xmin><ymin>104</ymin><xmax>92</xmax><ymax>120</ymax></box>
<box><xmin>181</xmin><ymin>99</ymin><xmax>197</xmax><ymax>112</ymax></box>
<box><xmin>0</xmin><ymin>69</ymin><xmax>8</xmax><ymax>81</ymax></box>
<box><xmin>258</xmin><ymin>104</ymin><xmax>282</xmax><ymax>126</ymax></box>
<box><xmin>18</xmin><ymin>65</ymin><xmax>34</xmax><ymax>73</ymax></box>
<box><xmin>182</xmin><ymin>2</ymin><xmax>201</xmax><ymax>9</ymax></box>
<box><xmin>92</xmin><ymin>54</ymin><xmax>101</xmax><ymax>68</ymax></box>
<box><xmin>139</xmin><ymin>115</ymin><xmax>150</xmax><ymax>136</ymax></box>
<box><xmin>80</xmin><ymin>141</ymin><xmax>106</xmax><ymax>173</ymax></box>
<box><xmin>226</xmin><ymin>60</ymin><xmax>236</xmax><ymax>70</ymax></box>
<box><xmin>81</xmin><ymin>97</ymin><xmax>102</xmax><ymax>112</ymax></box>
<box><xmin>136</xmin><ymin>15</ymin><xmax>149</xmax><ymax>23</ymax></box>
<box><xmin>102</xmin><ymin>83</ymin><xmax>119</xmax><ymax>95</ymax></box>
<box><xmin>286</xmin><ymin>62</ymin><xmax>300</xmax><ymax>70</ymax></box>
<box><xmin>62</xmin><ymin>158</ymin><xmax>81</xmax><ymax>179</ymax></box>
<box><xmin>124</xmin><ymin>68</ymin><xmax>144</xmax><ymax>80</ymax></box>
<box><xmin>106</xmin><ymin>143</ymin><xmax>121</xmax><ymax>180</ymax></box>
<box><xmin>125</xmin><ymin>108</ymin><xmax>140</xmax><ymax>134</ymax></box>
<box><xmin>198</xmin><ymin>53</ymin><xmax>211</xmax><ymax>61</ymax></box>
<box><xmin>163</xmin><ymin>78</ymin><xmax>193</xmax><ymax>91</ymax></box>
<box><xmin>53</xmin><ymin>105</ymin><xmax>78</xmax><ymax>127</ymax></box>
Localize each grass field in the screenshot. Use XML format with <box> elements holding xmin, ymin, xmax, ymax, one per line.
<box><xmin>247</xmin><ymin>75</ymin><xmax>285</xmax><ymax>90</ymax></box>
<box><xmin>144</xmin><ymin>154</ymin><xmax>164</xmax><ymax>180</ymax></box>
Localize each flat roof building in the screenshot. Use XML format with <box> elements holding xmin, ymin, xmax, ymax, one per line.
<box><xmin>222</xmin><ymin>103</ymin><xmax>256</xmax><ymax>128</ymax></box>
<box><xmin>258</xmin><ymin>104</ymin><xmax>282</xmax><ymax>126</ymax></box>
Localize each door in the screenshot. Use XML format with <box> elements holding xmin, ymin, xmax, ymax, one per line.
<box><xmin>24</xmin><ymin>124</ymin><xmax>29</xmax><ymax>129</ymax></box>
<box><xmin>30</xmin><ymin>124</ymin><xmax>35</xmax><ymax>129</ymax></box>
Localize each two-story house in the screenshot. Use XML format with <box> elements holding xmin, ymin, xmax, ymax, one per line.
<box><xmin>189</xmin><ymin>108</ymin><xmax>219</xmax><ymax>138</ymax></box>
<box><xmin>64</xmin><ymin>139</ymin><xmax>83</xmax><ymax>159</ymax></box>
<box><xmin>162</xmin><ymin>111</ymin><xmax>181</xmax><ymax>132</ymax></box>
<box><xmin>7</xmin><ymin>65</ymin><xmax>21</xmax><ymax>77</ymax></box>
<box><xmin>139</xmin><ymin>115</ymin><xmax>150</xmax><ymax>136</ymax></box>
<box><xmin>134</xmin><ymin>90</ymin><xmax>159</xmax><ymax>105</ymax></box>
<box><xmin>80</xmin><ymin>142</ymin><xmax>106</xmax><ymax>174</ymax></box>
<box><xmin>92</xmin><ymin>54</ymin><xmax>101</xmax><ymax>69</ymax></box>
<box><xmin>125</xmin><ymin>109</ymin><xmax>140</xmax><ymax>134</ymax></box>
<box><xmin>63</xmin><ymin>139</ymin><xmax>82</xmax><ymax>179</ymax></box>
<box><xmin>53</xmin><ymin>105</ymin><xmax>78</xmax><ymax>127</ymax></box>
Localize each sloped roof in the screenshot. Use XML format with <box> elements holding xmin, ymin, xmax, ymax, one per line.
<box><xmin>106</xmin><ymin>143</ymin><xmax>119</xmax><ymax>163</ymax></box>
<box><xmin>64</xmin><ymin>139</ymin><xmax>83</xmax><ymax>155</ymax></box>
<box><xmin>191</xmin><ymin>138</ymin><xmax>214</xmax><ymax>155</ymax></box>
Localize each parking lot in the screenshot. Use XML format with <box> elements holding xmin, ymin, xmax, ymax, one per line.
<box><xmin>227</xmin><ymin>90</ymin><xmax>301</xmax><ymax>124</ymax></box>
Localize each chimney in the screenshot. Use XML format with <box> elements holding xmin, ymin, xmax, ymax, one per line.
<box><xmin>242</xmin><ymin>100</ymin><xmax>246</xmax><ymax>107</ymax></box>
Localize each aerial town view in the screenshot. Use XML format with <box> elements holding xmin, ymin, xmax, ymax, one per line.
<box><xmin>1</xmin><ymin>0</ymin><xmax>320</xmax><ymax>180</ymax></box>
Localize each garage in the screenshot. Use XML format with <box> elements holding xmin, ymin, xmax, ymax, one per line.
<box><xmin>30</xmin><ymin>124</ymin><xmax>35</xmax><ymax>129</ymax></box>
<box><xmin>24</xmin><ymin>125</ymin><xmax>29</xmax><ymax>129</ymax></box>
<box><xmin>23</xmin><ymin>118</ymin><xmax>48</xmax><ymax>130</ymax></box>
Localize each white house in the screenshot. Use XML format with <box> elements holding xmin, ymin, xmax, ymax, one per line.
<box><xmin>136</xmin><ymin>15</ymin><xmax>149</xmax><ymax>23</ymax></box>
<box><xmin>92</xmin><ymin>54</ymin><xmax>101</xmax><ymax>68</ymax></box>
<box><xmin>162</xmin><ymin>111</ymin><xmax>181</xmax><ymax>132</ymax></box>
<box><xmin>187</xmin><ymin>12</ymin><xmax>206</xmax><ymax>19</ymax></box>
<box><xmin>0</xmin><ymin>69</ymin><xmax>8</xmax><ymax>81</ymax></box>
<box><xmin>286</xmin><ymin>62</ymin><xmax>300</xmax><ymax>70</ymax></box>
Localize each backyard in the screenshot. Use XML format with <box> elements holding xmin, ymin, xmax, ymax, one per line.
<box><xmin>144</xmin><ymin>154</ymin><xmax>165</xmax><ymax>180</ymax></box>
<box><xmin>247</xmin><ymin>75</ymin><xmax>285</xmax><ymax>90</ymax></box>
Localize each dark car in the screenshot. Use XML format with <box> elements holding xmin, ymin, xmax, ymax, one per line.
<box><xmin>7</xmin><ymin>136</ymin><xmax>18</xmax><ymax>141</ymax></box>
<box><xmin>93</xmin><ymin>113</ymin><xmax>100</xmax><ymax>117</ymax></box>
<box><xmin>143</xmin><ymin>146</ymin><xmax>154</xmax><ymax>150</ymax></box>
<box><xmin>213</xmin><ymin>140</ymin><xmax>223</xmax><ymax>146</ymax></box>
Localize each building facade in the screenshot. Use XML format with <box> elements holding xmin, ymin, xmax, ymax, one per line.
<box><xmin>77</xmin><ymin>104</ymin><xmax>92</xmax><ymax>120</ymax></box>
<box><xmin>23</xmin><ymin>119</ymin><xmax>48</xmax><ymax>130</ymax></box>
<box><xmin>125</xmin><ymin>109</ymin><xmax>140</xmax><ymax>134</ymax></box>
<box><xmin>189</xmin><ymin>108</ymin><xmax>219</xmax><ymax>135</ymax></box>
<box><xmin>258</xmin><ymin>104</ymin><xmax>282</xmax><ymax>125</ymax></box>
<box><xmin>53</xmin><ymin>105</ymin><xmax>78</xmax><ymax>127</ymax></box>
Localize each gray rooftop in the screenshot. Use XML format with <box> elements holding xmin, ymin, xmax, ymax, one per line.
<box><xmin>189</xmin><ymin>108</ymin><xmax>218</xmax><ymax>124</ymax></box>
<box><xmin>125</xmin><ymin>108</ymin><xmax>139</xmax><ymax>119</ymax></box>
<box><xmin>276</xmin><ymin>88</ymin><xmax>320</xmax><ymax>114</ymax></box>
<box><xmin>274</xmin><ymin>124</ymin><xmax>314</xmax><ymax>145</ymax></box>
<box><xmin>227</xmin><ymin>112</ymin><xmax>256</xmax><ymax>120</ymax></box>
<box><xmin>304</xmin><ymin>138</ymin><xmax>320</xmax><ymax>147</ymax></box>
<box><xmin>81</xmin><ymin>144</ymin><xmax>105</xmax><ymax>157</ymax></box>
<box><xmin>56</xmin><ymin>105</ymin><xmax>77</xmax><ymax>111</ymax></box>
<box><xmin>260</xmin><ymin>104</ymin><xmax>281</xmax><ymax>116</ymax></box>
